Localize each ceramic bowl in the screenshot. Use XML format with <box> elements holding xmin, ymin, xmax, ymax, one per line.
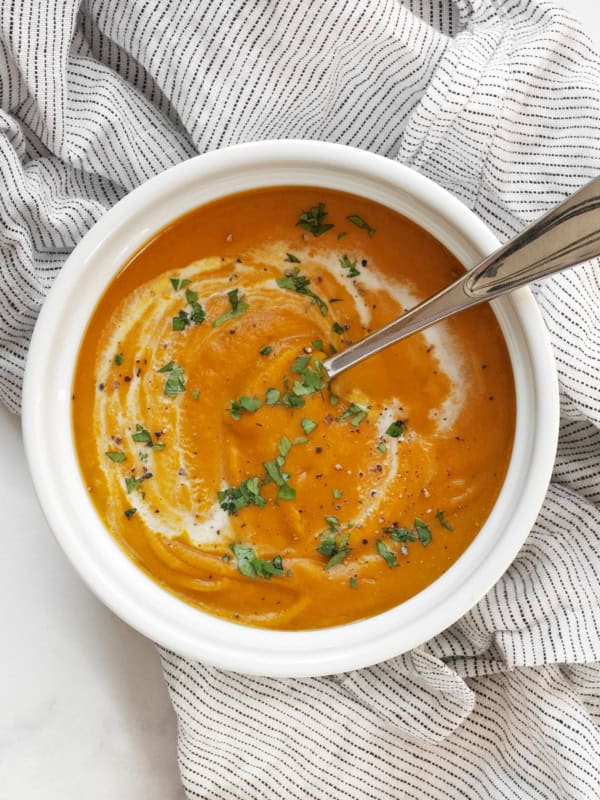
<box><xmin>22</xmin><ymin>141</ymin><xmax>559</xmax><ymax>677</ymax></box>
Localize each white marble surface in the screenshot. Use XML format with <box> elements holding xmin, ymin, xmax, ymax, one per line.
<box><xmin>1</xmin><ymin>2</ymin><xmax>598</xmax><ymax>798</ymax></box>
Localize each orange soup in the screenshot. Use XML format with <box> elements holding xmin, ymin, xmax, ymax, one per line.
<box><xmin>72</xmin><ymin>187</ymin><xmax>515</xmax><ymax>630</ymax></box>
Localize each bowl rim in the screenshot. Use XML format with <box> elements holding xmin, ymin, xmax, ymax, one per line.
<box><xmin>22</xmin><ymin>140</ymin><xmax>559</xmax><ymax>677</ymax></box>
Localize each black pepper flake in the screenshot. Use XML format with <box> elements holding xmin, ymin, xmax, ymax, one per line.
<box><xmin>136</xmin><ymin>368</ymin><xmax>142</xmax><ymax>377</ymax></box>
<box><xmin>362</xmin><ymin>538</ymin><xmax>368</xmax><ymax>545</ymax></box>
<box><xmin>124</xmin><ymin>375</ymin><xmax>132</xmax><ymax>382</ymax></box>
<box><xmin>316</xmin><ymin>474</ymin><xmax>322</xmax><ymax>479</ymax></box>
<box><xmin>315</xmin><ymin>447</ymin><xmax>323</xmax><ymax>454</ymax></box>
<box><xmin>143</xmin><ymin>471</ymin><xmax>153</xmax><ymax>480</ymax></box>
<box><xmin>98</xmin><ymin>383</ymin><xmax>104</xmax><ymax>391</ymax></box>
<box><xmin>361</xmin><ymin>259</ymin><xmax>367</xmax><ymax>266</ymax></box>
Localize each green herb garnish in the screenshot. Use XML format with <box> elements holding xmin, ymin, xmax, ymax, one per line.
<box><xmin>339</xmin><ymin>403</ymin><xmax>367</xmax><ymax>426</ymax></box>
<box><xmin>436</xmin><ymin>510</ymin><xmax>453</xmax><ymax>531</ymax></box>
<box><xmin>339</xmin><ymin>254</ymin><xmax>360</xmax><ymax>278</ymax></box>
<box><xmin>311</xmin><ymin>339</ymin><xmax>324</xmax><ymax>352</ymax></box>
<box><xmin>415</xmin><ymin>518</ymin><xmax>432</xmax><ymax>546</ymax></box>
<box><xmin>346</xmin><ymin>214</ymin><xmax>376</xmax><ymax>237</ymax></box>
<box><xmin>132</xmin><ymin>424</ymin><xmax>153</xmax><ymax>445</ymax></box>
<box><xmin>376</xmin><ymin>539</ymin><xmax>398</xmax><ymax>567</ymax></box>
<box><xmin>332</xmin><ymin>322</ymin><xmax>344</xmax><ymax>335</ymax></box>
<box><xmin>158</xmin><ymin>361</ymin><xmax>186</xmax><ymax>397</ymax></box>
<box><xmin>213</xmin><ymin>288</ymin><xmax>249</xmax><ymax>327</ymax></box>
<box><xmin>333</xmin><ymin>488</ymin><xmax>343</xmax><ymax>499</ymax></box>
<box><xmin>265</xmin><ymin>388</ymin><xmax>280</xmax><ymax>406</ymax></box>
<box><xmin>317</xmin><ymin>526</ymin><xmax>351</xmax><ymax>570</ymax></box>
<box><xmin>259</xmin><ymin>345</ymin><xmax>273</xmax><ymax>356</ymax></box>
<box><xmin>228</xmin><ymin>395</ymin><xmax>263</xmax><ymax>420</ymax></box>
<box><xmin>277</xmin><ymin>485</ymin><xmax>296</xmax><ymax>501</ymax></box>
<box><xmin>377</xmin><ymin>442</ymin><xmax>387</xmax><ymax>454</ymax></box>
<box><xmin>386</xmin><ymin>420</ymin><xmax>406</xmax><ymax>438</ymax></box>
<box><xmin>296</xmin><ymin>203</ymin><xmax>334</xmax><ymax>237</ymax></box>
<box><xmin>301</xmin><ymin>418</ymin><xmax>317</xmax><ymax>435</ymax></box>
<box><xmin>105</xmin><ymin>450</ymin><xmax>126</xmax><ymax>463</ymax></box>
<box><xmin>282</xmin><ymin>393</ymin><xmax>305</xmax><ymax>408</ymax></box>
<box><xmin>124</xmin><ymin>507</ymin><xmax>137</xmax><ymax>519</ymax></box>
<box><xmin>278</xmin><ymin>436</ymin><xmax>292</xmax><ymax>457</ymax></box>
<box><xmin>218</xmin><ymin>477</ymin><xmax>266</xmax><ymax>514</ymax></box>
<box><xmin>384</xmin><ymin>525</ymin><xmax>416</xmax><ymax>543</ymax></box>
<box><xmin>114</xmin><ymin>353</ymin><xmax>124</xmax><ymax>366</ymax></box>
<box><xmin>284</xmin><ymin>253</ymin><xmax>301</xmax><ymax>263</ymax></box>
<box><xmin>276</xmin><ymin>267</ymin><xmax>328</xmax><ymax>316</ymax></box>
<box><xmin>229</xmin><ymin>543</ymin><xmax>286</xmax><ymax>580</ymax></box>
<box><xmin>349</xmin><ymin>576</ymin><xmax>358</xmax><ymax>588</ymax></box>
<box><xmin>125</xmin><ymin>475</ymin><xmax>145</xmax><ymax>494</ymax></box>
<box><xmin>192</xmin><ymin>389</ymin><xmax>200</xmax><ymax>400</ymax></box>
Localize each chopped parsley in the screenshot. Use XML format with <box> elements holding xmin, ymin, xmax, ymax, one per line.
<box><xmin>384</xmin><ymin>525</ymin><xmax>416</xmax><ymax>543</ymax></box>
<box><xmin>125</xmin><ymin>474</ymin><xmax>148</xmax><ymax>494</ymax></box>
<box><xmin>329</xmin><ymin>393</ymin><xmax>340</xmax><ymax>406</ymax></box>
<box><xmin>386</xmin><ymin>420</ymin><xmax>406</xmax><ymax>438</ymax></box>
<box><xmin>291</xmin><ymin>355</ymin><xmax>327</xmax><ymax>397</ymax></box>
<box><xmin>172</xmin><ymin>285</ymin><xmax>205</xmax><ymax>330</ymax></box>
<box><xmin>212</xmin><ymin>288</ymin><xmax>249</xmax><ymax>327</ymax></box>
<box><xmin>377</xmin><ymin>442</ymin><xmax>387</xmax><ymax>454</ymax></box>
<box><xmin>170</xmin><ymin>277</ymin><xmax>190</xmax><ymax>291</ymax></box>
<box><xmin>415</xmin><ymin>518</ymin><xmax>432</xmax><ymax>546</ymax></box>
<box><xmin>265</xmin><ymin>388</ymin><xmax>280</xmax><ymax>406</ymax></box>
<box><xmin>228</xmin><ymin>395</ymin><xmax>263</xmax><ymax>420</ymax></box>
<box><xmin>229</xmin><ymin>543</ymin><xmax>286</xmax><ymax>580</ymax></box>
<box><xmin>282</xmin><ymin>393</ymin><xmax>305</xmax><ymax>408</ymax></box>
<box><xmin>296</xmin><ymin>203</ymin><xmax>334</xmax><ymax>237</ymax></box>
<box><xmin>339</xmin><ymin>254</ymin><xmax>360</xmax><ymax>278</ymax></box>
<box><xmin>105</xmin><ymin>450</ymin><xmax>126</xmax><ymax>463</ymax></box>
<box><xmin>333</xmin><ymin>488</ymin><xmax>343</xmax><ymax>499</ymax></box>
<box><xmin>158</xmin><ymin>361</ymin><xmax>186</xmax><ymax>397</ymax></box>
<box><xmin>114</xmin><ymin>353</ymin><xmax>124</xmax><ymax>366</ymax></box>
<box><xmin>311</xmin><ymin>339</ymin><xmax>324</xmax><ymax>351</ymax></box>
<box><xmin>277</xmin><ymin>485</ymin><xmax>296</xmax><ymax>501</ymax></box>
<box><xmin>346</xmin><ymin>214</ymin><xmax>376</xmax><ymax>238</ymax></box>
<box><xmin>436</xmin><ymin>510</ymin><xmax>454</xmax><ymax>531</ymax></box>
<box><xmin>192</xmin><ymin>389</ymin><xmax>200</xmax><ymax>400</ymax></box>
<box><xmin>316</xmin><ymin>524</ymin><xmax>351</xmax><ymax>570</ymax></box>
<box><xmin>332</xmin><ymin>321</ymin><xmax>344</xmax><ymax>335</ymax></box>
<box><xmin>339</xmin><ymin>402</ymin><xmax>367</xmax><ymax>426</ymax></box>
<box><xmin>284</xmin><ymin>252</ymin><xmax>301</xmax><ymax>263</ymax></box>
<box><xmin>131</xmin><ymin>424</ymin><xmax>153</xmax><ymax>445</ymax></box>
<box><xmin>259</xmin><ymin>345</ymin><xmax>273</xmax><ymax>356</ymax></box>
<box><xmin>301</xmin><ymin>418</ymin><xmax>317</xmax><ymax>435</ymax></box>
<box><xmin>124</xmin><ymin>507</ymin><xmax>137</xmax><ymax>519</ymax></box>
<box><xmin>276</xmin><ymin>267</ymin><xmax>328</xmax><ymax>316</ymax></box>
<box><xmin>337</xmin><ymin>231</ymin><xmax>348</xmax><ymax>240</ymax></box>
<box><xmin>278</xmin><ymin>436</ymin><xmax>292</xmax><ymax>457</ymax></box>
<box><xmin>218</xmin><ymin>477</ymin><xmax>266</xmax><ymax>514</ymax></box>
<box><xmin>376</xmin><ymin>539</ymin><xmax>398</xmax><ymax>567</ymax></box>
<box><xmin>349</xmin><ymin>576</ymin><xmax>358</xmax><ymax>588</ymax></box>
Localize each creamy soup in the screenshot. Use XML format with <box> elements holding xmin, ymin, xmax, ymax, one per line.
<box><xmin>72</xmin><ymin>187</ymin><xmax>515</xmax><ymax>630</ymax></box>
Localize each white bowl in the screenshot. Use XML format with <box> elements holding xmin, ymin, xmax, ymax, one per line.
<box><xmin>22</xmin><ymin>141</ymin><xmax>559</xmax><ymax>677</ymax></box>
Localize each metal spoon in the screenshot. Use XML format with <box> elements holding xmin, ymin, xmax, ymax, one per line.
<box><xmin>322</xmin><ymin>175</ymin><xmax>600</xmax><ymax>379</ymax></box>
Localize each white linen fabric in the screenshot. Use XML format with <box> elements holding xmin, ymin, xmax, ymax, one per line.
<box><xmin>2</xmin><ymin>0</ymin><xmax>600</xmax><ymax>797</ymax></box>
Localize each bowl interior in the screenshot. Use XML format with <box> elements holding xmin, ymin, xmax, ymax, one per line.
<box><xmin>22</xmin><ymin>141</ymin><xmax>559</xmax><ymax>677</ymax></box>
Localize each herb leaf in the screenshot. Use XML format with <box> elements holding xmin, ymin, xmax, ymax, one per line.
<box><xmin>282</xmin><ymin>392</ymin><xmax>305</xmax><ymax>408</ymax></box>
<box><xmin>170</xmin><ymin>277</ymin><xmax>191</xmax><ymax>291</ymax></box>
<box><xmin>285</xmin><ymin>253</ymin><xmax>301</xmax><ymax>263</ymax></box>
<box><xmin>124</xmin><ymin>508</ymin><xmax>137</xmax><ymax>519</ymax></box>
<box><xmin>259</xmin><ymin>345</ymin><xmax>273</xmax><ymax>356</ymax></box>
<box><xmin>218</xmin><ymin>478</ymin><xmax>266</xmax><ymax>514</ymax></box>
<box><xmin>384</xmin><ymin>525</ymin><xmax>416</xmax><ymax>543</ymax></box>
<box><xmin>296</xmin><ymin>203</ymin><xmax>334</xmax><ymax>237</ymax></box>
<box><xmin>339</xmin><ymin>254</ymin><xmax>360</xmax><ymax>278</ymax></box>
<box><xmin>332</xmin><ymin>321</ymin><xmax>344</xmax><ymax>335</ymax></box>
<box><xmin>386</xmin><ymin>420</ymin><xmax>406</xmax><ymax>438</ymax></box>
<box><xmin>316</xmin><ymin>519</ymin><xmax>351</xmax><ymax>570</ymax></box>
<box><xmin>157</xmin><ymin>361</ymin><xmax>186</xmax><ymax>397</ymax></box>
<box><xmin>114</xmin><ymin>353</ymin><xmax>124</xmax><ymax>366</ymax></box>
<box><xmin>265</xmin><ymin>388</ymin><xmax>280</xmax><ymax>406</ymax></box>
<box><xmin>376</xmin><ymin>539</ymin><xmax>398</xmax><ymax>567</ymax></box>
<box><xmin>229</xmin><ymin>543</ymin><xmax>286</xmax><ymax>580</ymax></box>
<box><xmin>276</xmin><ymin>267</ymin><xmax>328</xmax><ymax>316</ymax></box>
<box><xmin>105</xmin><ymin>450</ymin><xmax>126</xmax><ymax>463</ymax></box>
<box><xmin>346</xmin><ymin>214</ymin><xmax>376</xmax><ymax>237</ymax></box>
<box><xmin>301</xmin><ymin>418</ymin><xmax>317</xmax><ymax>435</ymax></box>
<box><xmin>213</xmin><ymin>288</ymin><xmax>249</xmax><ymax>327</ymax></box>
<box><xmin>132</xmin><ymin>424</ymin><xmax>153</xmax><ymax>445</ymax></box>
<box><xmin>228</xmin><ymin>395</ymin><xmax>263</xmax><ymax>419</ymax></box>
<box><xmin>277</xmin><ymin>485</ymin><xmax>296</xmax><ymax>501</ymax></box>
<box><xmin>415</xmin><ymin>518</ymin><xmax>432</xmax><ymax>546</ymax></box>
<box><xmin>339</xmin><ymin>402</ymin><xmax>367</xmax><ymax>426</ymax></box>
<box><xmin>436</xmin><ymin>510</ymin><xmax>454</xmax><ymax>531</ymax></box>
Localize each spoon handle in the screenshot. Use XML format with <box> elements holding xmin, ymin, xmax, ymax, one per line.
<box><xmin>323</xmin><ymin>175</ymin><xmax>600</xmax><ymax>379</ymax></box>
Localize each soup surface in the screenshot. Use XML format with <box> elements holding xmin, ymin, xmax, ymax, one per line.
<box><xmin>72</xmin><ymin>187</ymin><xmax>515</xmax><ymax>630</ymax></box>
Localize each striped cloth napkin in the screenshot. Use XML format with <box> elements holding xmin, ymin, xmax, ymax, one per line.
<box><xmin>2</xmin><ymin>0</ymin><xmax>600</xmax><ymax>797</ymax></box>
